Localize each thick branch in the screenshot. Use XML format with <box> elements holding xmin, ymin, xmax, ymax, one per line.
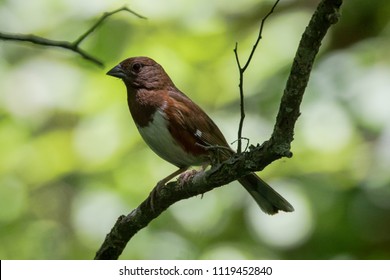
<box><xmin>0</xmin><ymin>6</ymin><xmax>145</xmax><ymax>67</ymax></box>
<box><xmin>95</xmin><ymin>0</ymin><xmax>343</xmax><ymax>260</ymax></box>
<box><xmin>269</xmin><ymin>0</ymin><xmax>342</xmax><ymax>156</ymax></box>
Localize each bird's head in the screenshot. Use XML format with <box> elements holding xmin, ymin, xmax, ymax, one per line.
<box><xmin>107</xmin><ymin>56</ymin><xmax>173</xmax><ymax>90</ymax></box>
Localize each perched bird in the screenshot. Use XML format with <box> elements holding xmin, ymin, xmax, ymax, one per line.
<box><xmin>107</xmin><ymin>56</ymin><xmax>294</xmax><ymax>215</ymax></box>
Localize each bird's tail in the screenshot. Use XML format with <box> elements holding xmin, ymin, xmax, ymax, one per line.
<box><xmin>238</xmin><ymin>173</ymin><xmax>294</xmax><ymax>215</ymax></box>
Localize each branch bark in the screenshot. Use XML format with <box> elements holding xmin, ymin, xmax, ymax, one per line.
<box><xmin>0</xmin><ymin>6</ymin><xmax>145</xmax><ymax>67</ymax></box>
<box><xmin>95</xmin><ymin>0</ymin><xmax>343</xmax><ymax>260</ymax></box>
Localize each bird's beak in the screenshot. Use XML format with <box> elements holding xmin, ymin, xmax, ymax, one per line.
<box><xmin>106</xmin><ymin>64</ymin><xmax>126</xmax><ymax>79</ymax></box>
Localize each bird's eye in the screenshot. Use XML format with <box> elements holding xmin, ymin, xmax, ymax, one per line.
<box><xmin>131</xmin><ymin>63</ymin><xmax>142</xmax><ymax>73</ymax></box>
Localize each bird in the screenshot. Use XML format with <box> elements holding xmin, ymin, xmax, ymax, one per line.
<box><xmin>106</xmin><ymin>56</ymin><xmax>294</xmax><ymax>215</ymax></box>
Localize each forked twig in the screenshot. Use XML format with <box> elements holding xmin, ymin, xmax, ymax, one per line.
<box><xmin>234</xmin><ymin>0</ymin><xmax>280</xmax><ymax>153</ymax></box>
<box><xmin>0</xmin><ymin>6</ymin><xmax>146</xmax><ymax>67</ymax></box>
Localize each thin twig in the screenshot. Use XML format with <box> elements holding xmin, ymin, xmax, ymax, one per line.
<box><xmin>195</xmin><ymin>143</ymin><xmax>233</xmax><ymax>153</ymax></box>
<box><xmin>0</xmin><ymin>32</ymin><xmax>104</xmax><ymax>66</ymax></box>
<box><xmin>74</xmin><ymin>6</ymin><xmax>146</xmax><ymax>46</ymax></box>
<box><xmin>231</xmin><ymin>137</ymin><xmax>250</xmax><ymax>152</ymax></box>
<box><xmin>234</xmin><ymin>0</ymin><xmax>280</xmax><ymax>153</ymax></box>
<box><xmin>0</xmin><ymin>6</ymin><xmax>146</xmax><ymax>67</ymax></box>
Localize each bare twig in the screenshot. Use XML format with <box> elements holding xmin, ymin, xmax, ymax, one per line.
<box><xmin>0</xmin><ymin>6</ymin><xmax>145</xmax><ymax>67</ymax></box>
<box><xmin>234</xmin><ymin>0</ymin><xmax>280</xmax><ymax>153</ymax></box>
<box><xmin>231</xmin><ymin>137</ymin><xmax>250</xmax><ymax>152</ymax></box>
<box><xmin>74</xmin><ymin>6</ymin><xmax>146</xmax><ymax>46</ymax></box>
<box><xmin>95</xmin><ymin>0</ymin><xmax>343</xmax><ymax>260</ymax></box>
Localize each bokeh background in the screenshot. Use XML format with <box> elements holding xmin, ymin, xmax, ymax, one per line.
<box><xmin>1</xmin><ymin>0</ymin><xmax>390</xmax><ymax>259</ymax></box>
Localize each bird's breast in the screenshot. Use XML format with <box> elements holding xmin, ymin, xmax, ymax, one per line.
<box><xmin>137</xmin><ymin>108</ymin><xmax>207</xmax><ymax>168</ymax></box>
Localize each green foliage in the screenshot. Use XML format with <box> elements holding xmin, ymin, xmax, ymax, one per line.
<box><xmin>1</xmin><ymin>0</ymin><xmax>390</xmax><ymax>259</ymax></box>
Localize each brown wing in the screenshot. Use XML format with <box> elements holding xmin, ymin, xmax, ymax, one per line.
<box><xmin>166</xmin><ymin>88</ymin><xmax>233</xmax><ymax>162</ymax></box>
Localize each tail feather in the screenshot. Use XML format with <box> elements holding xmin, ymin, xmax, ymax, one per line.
<box><xmin>238</xmin><ymin>173</ymin><xmax>294</xmax><ymax>215</ymax></box>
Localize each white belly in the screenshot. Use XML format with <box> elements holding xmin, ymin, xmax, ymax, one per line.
<box><xmin>137</xmin><ymin>109</ymin><xmax>202</xmax><ymax>167</ymax></box>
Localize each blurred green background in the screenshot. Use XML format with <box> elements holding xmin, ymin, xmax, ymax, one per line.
<box><xmin>1</xmin><ymin>0</ymin><xmax>390</xmax><ymax>259</ymax></box>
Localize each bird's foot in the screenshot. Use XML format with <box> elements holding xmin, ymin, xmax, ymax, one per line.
<box><xmin>178</xmin><ymin>169</ymin><xmax>198</xmax><ymax>186</ymax></box>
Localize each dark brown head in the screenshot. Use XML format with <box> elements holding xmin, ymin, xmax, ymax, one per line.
<box><xmin>106</xmin><ymin>56</ymin><xmax>174</xmax><ymax>90</ymax></box>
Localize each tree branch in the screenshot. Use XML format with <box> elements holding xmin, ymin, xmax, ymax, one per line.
<box><xmin>0</xmin><ymin>6</ymin><xmax>146</xmax><ymax>67</ymax></box>
<box><xmin>94</xmin><ymin>0</ymin><xmax>343</xmax><ymax>260</ymax></box>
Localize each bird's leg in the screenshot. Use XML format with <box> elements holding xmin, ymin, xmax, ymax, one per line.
<box><xmin>156</xmin><ymin>167</ymin><xmax>188</xmax><ymax>187</ymax></box>
<box><xmin>178</xmin><ymin>170</ymin><xmax>198</xmax><ymax>185</ymax></box>
<box><xmin>149</xmin><ymin>167</ymin><xmax>188</xmax><ymax>212</ymax></box>
<box><xmin>177</xmin><ymin>163</ymin><xmax>210</xmax><ymax>186</ymax></box>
